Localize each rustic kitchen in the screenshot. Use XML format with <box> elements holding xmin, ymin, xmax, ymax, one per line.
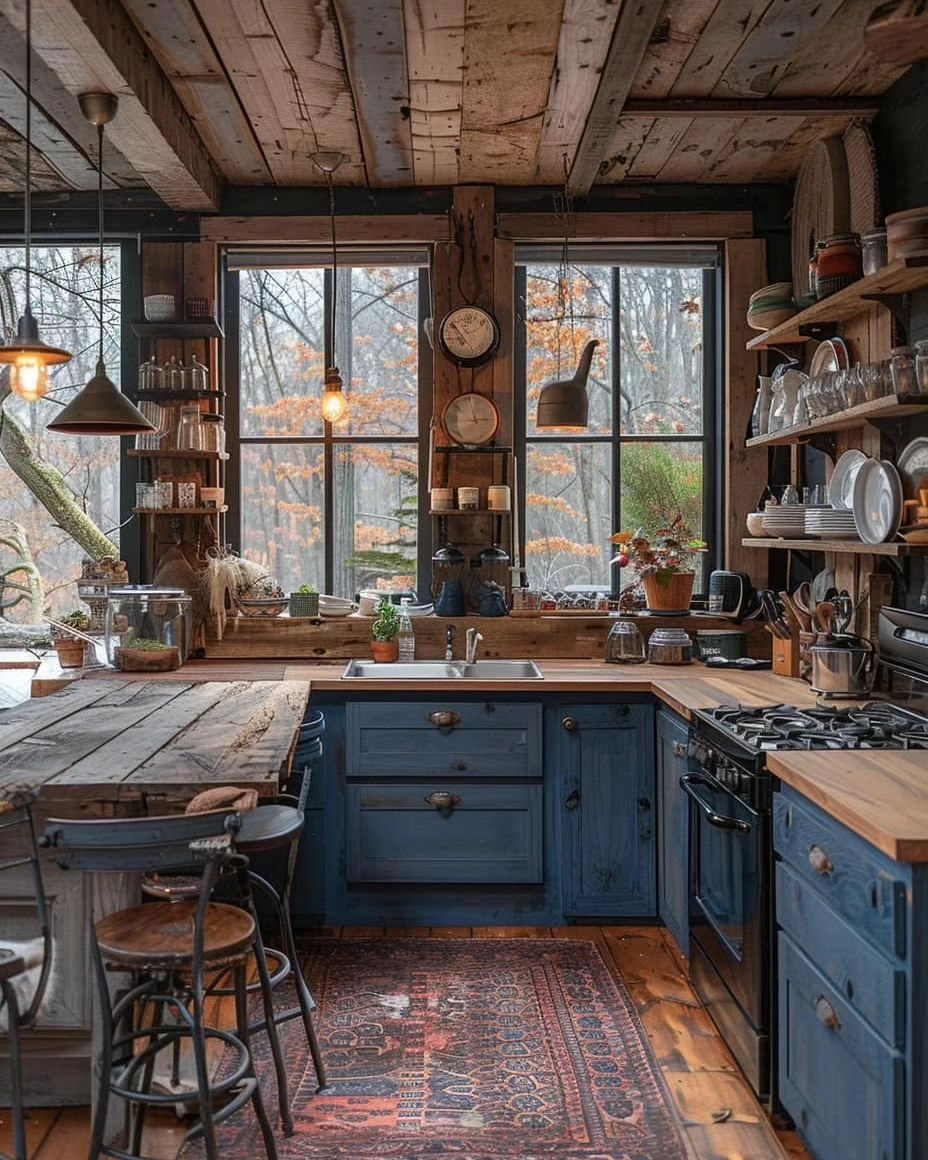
<box><xmin>3</xmin><ymin>2</ymin><xmax>928</xmax><ymax>1159</ymax></box>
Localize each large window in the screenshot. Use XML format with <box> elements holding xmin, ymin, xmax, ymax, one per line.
<box><xmin>233</xmin><ymin>256</ymin><xmax>425</xmax><ymax>598</ymax></box>
<box><xmin>517</xmin><ymin>248</ymin><xmax>717</xmax><ymax>593</ymax></box>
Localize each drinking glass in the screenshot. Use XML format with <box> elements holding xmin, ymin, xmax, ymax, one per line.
<box><xmin>860</xmin><ymin>362</ymin><xmax>883</xmax><ymax>402</ymax></box>
<box><xmin>135</xmin><ymin>483</ymin><xmax>156</xmax><ymax>510</ymax></box>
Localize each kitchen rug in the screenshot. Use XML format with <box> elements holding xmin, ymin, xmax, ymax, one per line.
<box><xmin>187</xmin><ymin>936</ymin><xmax>688</xmax><ymax>1159</ymax></box>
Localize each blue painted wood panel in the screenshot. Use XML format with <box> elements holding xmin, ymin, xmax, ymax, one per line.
<box><xmin>777</xmin><ymin>860</ymin><xmax>906</xmax><ymax>1050</ymax></box>
<box><xmin>779</xmin><ymin>932</ymin><xmax>904</xmax><ymax>1160</ymax></box>
<box><xmin>558</xmin><ymin>702</ymin><xmax>655</xmax><ymax>917</ymax></box>
<box><xmin>346</xmin><ymin>700</ymin><xmax>542</xmax><ymax>777</ymax></box>
<box><xmin>345</xmin><ymin>782</ymin><xmax>542</xmax><ymax>883</ymax></box>
<box><xmin>774</xmin><ymin>789</ymin><xmax>908</xmax><ymax>960</ymax></box>
<box><xmin>657</xmin><ymin>708</ymin><xmax>690</xmax><ymax>956</ymax></box>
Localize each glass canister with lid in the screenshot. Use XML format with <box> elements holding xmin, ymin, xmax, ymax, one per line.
<box><xmin>104</xmin><ymin>585</ymin><xmax>192</xmax><ymax>666</ymax></box>
<box><xmin>604</xmin><ymin>619</ymin><xmax>646</xmax><ymax>663</ymax></box>
<box><xmin>199</xmin><ymin>413</ymin><xmax>226</xmax><ymax>455</ymax></box>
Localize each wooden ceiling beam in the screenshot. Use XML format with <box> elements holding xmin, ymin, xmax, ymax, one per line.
<box><xmin>568</xmin><ymin>0</ymin><xmax>666</xmax><ymax>195</ymax></box>
<box><xmin>200</xmin><ymin>213</ymin><xmax>451</xmax><ymax>245</ymax></box>
<box><xmin>403</xmin><ymin>0</ymin><xmax>464</xmax><ymax>186</ymax></box>
<box><xmin>622</xmin><ymin>97</ymin><xmax>881</xmax><ymax>117</ymax></box>
<box><xmin>0</xmin><ymin>0</ymin><xmax>220</xmax><ymax>210</ymax></box>
<box><xmin>497</xmin><ymin>209</ymin><xmax>753</xmax><ymax>240</ymax></box>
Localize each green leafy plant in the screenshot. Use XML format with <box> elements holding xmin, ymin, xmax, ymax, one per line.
<box><xmin>122</xmin><ymin>638</ymin><xmax>171</xmax><ymax>652</ymax></box>
<box><xmin>371</xmin><ymin>600</ymin><xmax>400</xmax><ymax>642</ymax></box>
<box><xmin>610</xmin><ymin>514</ymin><xmax>707</xmax><ymax>587</ymax></box>
<box><xmin>294</xmin><ymin>583</ymin><xmax>317</xmax><ymax>595</ymax></box>
<box><xmin>59</xmin><ymin>609</ymin><xmax>92</xmax><ymax>630</ymax></box>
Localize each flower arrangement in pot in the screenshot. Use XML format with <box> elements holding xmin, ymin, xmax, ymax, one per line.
<box><xmin>289</xmin><ymin>583</ymin><xmax>319</xmax><ymax>618</ymax></box>
<box><xmin>610</xmin><ymin>515</ymin><xmax>707</xmax><ymax>613</ymax></box>
<box><xmin>116</xmin><ymin>637</ymin><xmax>181</xmax><ymax>673</ymax></box>
<box><xmin>51</xmin><ymin>610</ymin><xmax>92</xmax><ymax>668</ymax></box>
<box><xmin>370</xmin><ymin>600</ymin><xmax>400</xmax><ymax>662</ymax></box>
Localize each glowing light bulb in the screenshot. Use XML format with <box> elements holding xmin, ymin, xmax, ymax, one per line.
<box><xmin>321</xmin><ymin>367</ymin><xmax>348</xmax><ymax>424</ymax></box>
<box><xmin>9</xmin><ymin>354</ymin><xmax>49</xmax><ymax>402</ymax></box>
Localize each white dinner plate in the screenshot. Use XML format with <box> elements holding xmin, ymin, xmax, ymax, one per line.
<box><xmin>828</xmin><ymin>449</ymin><xmax>869</xmax><ymax>510</ymax></box>
<box><xmin>853</xmin><ymin>458</ymin><xmax>902</xmax><ymax>544</ymax></box>
<box><xmin>896</xmin><ymin>437</ymin><xmax>928</xmax><ymax>499</ymax></box>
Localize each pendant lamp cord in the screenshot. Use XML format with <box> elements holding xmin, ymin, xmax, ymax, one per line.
<box><xmin>328</xmin><ymin>171</ymin><xmax>337</xmax><ymax>367</ymax></box>
<box><xmin>24</xmin><ymin>0</ymin><xmax>32</xmax><ymax>312</ymax></box>
<box><xmin>96</xmin><ymin>121</ymin><xmax>105</xmax><ymax>366</ymax></box>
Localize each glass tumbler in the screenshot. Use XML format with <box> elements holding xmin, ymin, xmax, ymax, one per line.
<box><xmin>891</xmin><ymin>346</ymin><xmax>917</xmax><ymax>395</ymax></box>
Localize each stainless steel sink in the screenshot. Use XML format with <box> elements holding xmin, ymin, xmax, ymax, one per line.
<box><xmin>341</xmin><ymin>659</ymin><xmax>543</xmax><ymax>680</ymax></box>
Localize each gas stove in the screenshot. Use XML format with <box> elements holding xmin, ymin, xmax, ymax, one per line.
<box><xmin>699</xmin><ymin>702</ymin><xmax>928</xmax><ymax>754</ymax></box>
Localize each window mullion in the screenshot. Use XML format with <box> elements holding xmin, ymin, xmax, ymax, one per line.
<box><xmin>323</xmin><ymin>265</ymin><xmax>334</xmax><ymax>595</ymax></box>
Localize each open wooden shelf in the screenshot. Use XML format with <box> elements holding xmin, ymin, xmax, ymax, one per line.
<box><xmin>745</xmin><ymin>256</ymin><xmax>928</xmax><ymax>350</ymax></box>
<box><xmin>746</xmin><ymin>393</ymin><xmax>928</xmax><ymax>447</ymax></box>
<box><xmin>127</xmin><ymin>449</ymin><xmax>229</xmax><ymax>460</ymax></box>
<box><xmin>429</xmin><ymin>508</ymin><xmax>511</xmax><ymax>516</ymax></box>
<box><xmin>133</xmin><ymin>506</ymin><xmax>228</xmax><ymax>516</ymax></box>
<box><xmin>131</xmin><ymin>320</ymin><xmax>224</xmax><ymax>339</ymax></box>
<box><xmin>742</xmin><ymin>536</ymin><xmax>917</xmax><ymax>556</ymax></box>
<box><xmin>130</xmin><ymin>389</ymin><xmax>225</xmax><ymax>402</ymax></box>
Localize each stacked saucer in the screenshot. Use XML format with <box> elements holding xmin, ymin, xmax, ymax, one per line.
<box><xmin>761</xmin><ymin>505</ymin><xmax>808</xmax><ymax>538</ymax></box>
<box><xmin>804</xmin><ymin>507</ymin><xmax>858</xmax><ymax>540</ymax></box>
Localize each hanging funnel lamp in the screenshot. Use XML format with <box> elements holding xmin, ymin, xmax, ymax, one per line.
<box><xmin>47</xmin><ymin>93</ymin><xmax>154</xmax><ymax>436</ymax></box>
<box><xmin>0</xmin><ymin>0</ymin><xmax>72</xmax><ymax>401</ymax></box>
<box><xmin>311</xmin><ymin>150</ymin><xmax>348</xmax><ymax>424</ymax></box>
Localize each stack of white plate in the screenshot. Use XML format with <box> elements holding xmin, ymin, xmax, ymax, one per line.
<box><xmin>762</xmin><ymin>506</ymin><xmax>809</xmax><ymax>538</ymax></box>
<box><xmin>318</xmin><ymin>594</ymin><xmax>359</xmax><ymax>618</ymax></box>
<box><xmin>805</xmin><ymin>508</ymin><xmax>859</xmax><ymax>540</ymax></box>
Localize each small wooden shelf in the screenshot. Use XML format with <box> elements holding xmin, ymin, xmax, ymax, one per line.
<box><xmin>133</xmin><ymin>506</ymin><xmax>228</xmax><ymax>516</ymax></box>
<box><xmin>131</xmin><ymin>321</ymin><xmax>224</xmax><ymax>339</ymax></box>
<box><xmin>746</xmin><ymin>256</ymin><xmax>928</xmax><ymax>350</ymax></box>
<box><xmin>434</xmin><ymin>445</ymin><xmax>512</xmax><ymax>453</ymax></box>
<box><xmin>129</xmin><ymin>389</ymin><xmax>225</xmax><ymax>403</ymax></box>
<box><xmin>742</xmin><ymin>536</ymin><xmax>917</xmax><ymax>556</ymax></box>
<box><xmin>746</xmin><ymin>393</ymin><xmax>928</xmax><ymax>447</ymax></box>
<box><xmin>429</xmin><ymin>508</ymin><xmax>511</xmax><ymax>516</ymax></box>
<box><xmin>127</xmin><ymin>449</ymin><xmax>229</xmax><ymax>461</ymax></box>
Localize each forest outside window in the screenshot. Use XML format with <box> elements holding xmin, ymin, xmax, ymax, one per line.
<box><xmin>516</xmin><ymin>247</ymin><xmax>718</xmax><ymax>595</ymax></box>
<box><xmin>232</xmin><ymin>253</ymin><xmax>426</xmax><ymax>598</ymax></box>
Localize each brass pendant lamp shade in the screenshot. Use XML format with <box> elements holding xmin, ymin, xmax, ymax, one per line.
<box><xmin>0</xmin><ymin>0</ymin><xmax>72</xmax><ymax>401</ymax></box>
<box><xmin>47</xmin><ymin>93</ymin><xmax>154</xmax><ymax>437</ymax></box>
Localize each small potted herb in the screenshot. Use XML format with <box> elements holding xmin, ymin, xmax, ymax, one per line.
<box><xmin>289</xmin><ymin>583</ymin><xmax>319</xmax><ymax>618</ymax></box>
<box><xmin>52</xmin><ymin>610</ymin><xmax>91</xmax><ymax>668</ymax></box>
<box><xmin>116</xmin><ymin>637</ymin><xmax>181</xmax><ymax>673</ymax></box>
<box><xmin>370</xmin><ymin>600</ymin><xmax>400</xmax><ymax>663</ymax></box>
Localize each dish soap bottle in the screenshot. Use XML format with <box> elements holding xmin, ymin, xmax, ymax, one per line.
<box><xmin>398</xmin><ymin>599</ymin><xmax>415</xmax><ymax>662</ymax></box>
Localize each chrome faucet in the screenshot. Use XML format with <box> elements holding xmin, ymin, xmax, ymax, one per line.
<box><xmin>465</xmin><ymin>627</ymin><xmax>484</xmax><ymax>666</ymax></box>
<box><xmin>445</xmin><ymin>625</ymin><xmax>456</xmax><ymax>662</ymax></box>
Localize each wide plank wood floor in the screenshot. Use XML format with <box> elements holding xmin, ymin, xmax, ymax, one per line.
<box><xmin>1</xmin><ymin>925</ymin><xmax>808</xmax><ymax>1160</ymax></box>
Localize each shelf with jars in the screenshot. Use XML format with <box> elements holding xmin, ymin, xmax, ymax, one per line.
<box><xmin>746</xmin><ymin>392</ymin><xmax>928</xmax><ymax>448</ymax></box>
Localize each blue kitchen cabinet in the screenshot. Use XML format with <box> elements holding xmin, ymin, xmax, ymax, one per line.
<box><xmin>556</xmin><ymin>702</ymin><xmax>656</xmax><ymax>917</ymax></box>
<box><xmin>656</xmin><ymin>707</ymin><xmax>689</xmax><ymax>955</ymax></box>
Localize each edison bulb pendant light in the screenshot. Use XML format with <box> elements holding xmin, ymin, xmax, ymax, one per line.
<box><xmin>321</xmin><ymin>367</ymin><xmax>347</xmax><ymax>424</ymax></box>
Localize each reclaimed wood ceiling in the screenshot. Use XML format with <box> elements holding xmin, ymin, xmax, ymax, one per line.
<box><xmin>0</xmin><ymin>0</ymin><xmax>909</xmax><ymax>209</ymax></box>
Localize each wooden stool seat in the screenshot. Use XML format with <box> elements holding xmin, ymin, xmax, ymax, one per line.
<box><xmin>95</xmin><ymin>902</ymin><xmax>255</xmax><ymax>969</ymax></box>
<box><xmin>236</xmin><ymin>803</ymin><xmax>303</xmax><ymax>854</ymax></box>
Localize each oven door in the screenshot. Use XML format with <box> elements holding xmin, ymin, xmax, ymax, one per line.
<box><xmin>682</xmin><ymin>771</ymin><xmax>768</xmax><ymax>1025</ymax></box>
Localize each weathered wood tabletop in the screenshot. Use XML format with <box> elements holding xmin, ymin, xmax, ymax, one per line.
<box><xmin>0</xmin><ymin>679</ymin><xmax>310</xmax><ymax>807</ymax></box>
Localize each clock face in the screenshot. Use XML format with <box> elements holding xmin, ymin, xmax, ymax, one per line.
<box><xmin>438</xmin><ymin>306</ymin><xmax>499</xmax><ymax>366</ymax></box>
<box><xmin>442</xmin><ymin>392</ymin><xmax>500</xmax><ymax>447</ymax></box>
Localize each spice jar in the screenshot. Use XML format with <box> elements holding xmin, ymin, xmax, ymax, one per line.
<box><xmin>916</xmin><ymin>341</ymin><xmax>928</xmax><ymax>393</ymax></box>
<box><xmin>816</xmin><ymin>234</ymin><xmax>862</xmax><ymax>297</ymax></box>
<box><xmin>891</xmin><ymin>346</ymin><xmax>918</xmax><ymax>396</ymax></box>
<box><xmin>861</xmin><ymin>228</ymin><xmax>888</xmax><ymax>276</ymax></box>
<box><xmin>457</xmin><ymin>487</ymin><xmax>479</xmax><ymax>510</ymax></box>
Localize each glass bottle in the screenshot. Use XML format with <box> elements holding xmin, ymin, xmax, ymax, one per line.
<box><xmin>397</xmin><ymin>599</ymin><xmax>415</xmax><ymax>662</ymax></box>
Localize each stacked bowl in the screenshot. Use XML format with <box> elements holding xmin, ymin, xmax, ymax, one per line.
<box><xmin>747</xmin><ymin>283</ymin><xmax>796</xmax><ymax>331</ymax></box>
<box><xmin>886</xmin><ymin>208</ymin><xmax>928</xmax><ymax>262</ymax></box>
<box><xmin>761</xmin><ymin>505</ymin><xmax>808</xmax><ymax>538</ymax></box>
<box><xmin>804</xmin><ymin>508</ymin><xmax>858</xmax><ymax>540</ymax></box>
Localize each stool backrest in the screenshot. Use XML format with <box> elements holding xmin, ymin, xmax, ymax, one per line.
<box><xmin>0</xmin><ymin>801</ymin><xmax>51</xmax><ymax>1025</ymax></box>
<box><xmin>41</xmin><ymin>808</ymin><xmax>242</xmax><ymax>874</ymax></box>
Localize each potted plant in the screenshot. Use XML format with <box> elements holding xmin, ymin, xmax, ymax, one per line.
<box><xmin>116</xmin><ymin>637</ymin><xmax>181</xmax><ymax>673</ymax></box>
<box><xmin>370</xmin><ymin>600</ymin><xmax>400</xmax><ymax>662</ymax></box>
<box><xmin>611</xmin><ymin>515</ymin><xmax>707</xmax><ymax>613</ymax></box>
<box><xmin>51</xmin><ymin>610</ymin><xmax>91</xmax><ymax>668</ymax></box>
<box><xmin>289</xmin><ymin>583</ymin><xmax>319</xmax><ymax>618</ymax></box>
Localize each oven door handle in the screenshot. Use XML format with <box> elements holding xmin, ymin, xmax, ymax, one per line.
<box><xmin>680</xmin><ymin>775</ymin><xmax>752</xmax><ymax>833</ymax></box>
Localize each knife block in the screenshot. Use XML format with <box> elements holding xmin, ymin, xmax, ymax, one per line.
<box><xmin>770</xmin><ymin>629</ymin><xmax>800</xmax><ymax>678</ymax></box>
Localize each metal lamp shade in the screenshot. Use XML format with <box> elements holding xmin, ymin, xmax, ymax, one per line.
<box><xmin>535</xmin><ymin>377</ymin><xmax>589</xmax><ymax>428</ymax></box>
<box><xmin>46</xmin><ymin>360</ymin><xmax>155</xmax><ymax>435</ymax></box>
<box><xmin>0</xmin><ymin>310</ymin><xmax>71</xmax><ymax>369</ymax></box>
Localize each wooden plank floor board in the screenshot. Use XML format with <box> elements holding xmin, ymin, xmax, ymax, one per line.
<box><xmin>2</xmin><ymin>925</ymin><xmax>808</xmax><ymax>1160</ymax></box>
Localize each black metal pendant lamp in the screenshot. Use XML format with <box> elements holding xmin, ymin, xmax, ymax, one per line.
<box><xmin>0</xmin><ymin>0</ymin><xmax>72</xmax><ymax>401</ymax></box>
<box><xmin>47</xmin><ymin>93</ymin><xmax>154</xmax><ymax>436</ymax></box>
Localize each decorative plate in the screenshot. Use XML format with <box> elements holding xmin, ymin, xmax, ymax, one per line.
<box><xmin>853</xmin><ymin>458</ymin><xmax>902</xmax><ymax>544</ymax></box>
<box><xmin>897</xmin><ymin>436</ymin><xmax>928</xmax><ymax>498</ymax></box>
<box><xmin>828</xmin><ymin>448</ymin><xmax>869</xmax><ymax>510</ymax></box>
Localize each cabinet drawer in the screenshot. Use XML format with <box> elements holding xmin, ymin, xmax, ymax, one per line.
<box><xmin>774</xmin><ymin>790</ymin><xmax>907</xmax><ymax>960</ymax></box>
<box><xmin>346</xmin><ymin>701</ymin><xmax>542</xmax><ymax>777</ymax></box>
<box><xmin>776</xmin><ymin>861</ymin><xmax>905</xmax><ymax>1049</ymax></box>
<box><xmin>778</xmin><ymin>933</ymin><xmax>904</xmax><ymax>1160</ymax></box>
<box><xmin>346</xmin><ymin>782</ymin><xmax>542</xmax><ymax>883</ymax></box>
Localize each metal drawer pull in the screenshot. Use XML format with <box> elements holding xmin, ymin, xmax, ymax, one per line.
<box><xmin>673</xmin><ymin>741</ymin><xmax>687</xmax><ymax>758</ymax></box>
<box><xmin>427</xmin><ymin>710</ymin><xmax>460</xmax><ymax>729</ymax></box>
<box><xmin>680</xmin><ymin>775</ymin><xmax>751</xmax><ymax>833</ymax></box>
<box><xmin>808</xmin><ymin>845</ymin><xmax>833</xmax><ymax>876</ymax></box>
<box><xmin>424</xmin><ymin>791</ymin><xmax>461</xmax><ymax>816</ymax></box>
<box><xmin>562</xmin><ymin>716</ymin><xmax>577</xmax><ymax>732</ymax></box>
<box><xmin>815</xmin><ymin>996</ymin><xmax>840</xmax><ymax>1030</ymax></box>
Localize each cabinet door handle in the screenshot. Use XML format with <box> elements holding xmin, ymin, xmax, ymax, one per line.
<box><xmin>815</xmin><ymin>996</ymin><xmax>840</xmax><ymax>1030</ymax></box>
<box><xmin>562</xmin><ymin>716</ymin><xmax>578</xmax><ymax>732</ymax></box>
<box><xmin>564</xmin><ymin>789</ymin><xmax>580</xmax><ymax>811</ymax></box>
<box><xmin>673</xmin><ymin>741</ymin><xmax>687</xmax><ymax>758</ymax></box>
<box><xmin>808</xmin><ymin>845</ymin><xmax>833</xmax><ymax>876</ymax></box>
<box><xmin>424</xmin><ymin>791</ymin><xmax>461</xmax><ymax>816</ymax></box>
<box><xmin>427</xmin><ymin>710</ymin><xmax>460</xmax><ymax>729</ymax></box>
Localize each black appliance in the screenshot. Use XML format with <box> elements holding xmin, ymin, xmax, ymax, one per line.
<box><xmin>707</xmin><ymin>570</ymin><xmax>753</xmax><ymax>618</ymax></box>
<box><xmin>686</xmin><ymin>697</ymin><xmax>928</xmax><ymax>1103</ymax></box>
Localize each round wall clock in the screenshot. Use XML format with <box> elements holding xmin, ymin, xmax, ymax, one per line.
<box><xmin>442</xmin><ymin>392</ymin><xmax>500</xmax><ymax>447</ymax></box>
<box><xmin>437</xmin><ymin>306</ymin><xmax>500</xmax><ymax>367</ymax></box>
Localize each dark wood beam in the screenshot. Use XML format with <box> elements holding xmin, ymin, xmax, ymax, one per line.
<box><xmin>622</xmin><ymin>97</ymin><xmax>881</xmax><ymax>118</ymax></box>
<box><xmin>568</xmin><ymin>0</ymin><xmax>665</xmax><ymax>196</ymax></box>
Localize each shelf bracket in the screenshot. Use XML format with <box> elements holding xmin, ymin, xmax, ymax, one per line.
<box><xmin>798</xmin><ymin>322</ymin><xmax>840</xmax><ymax>341</ymax></box>
<box><xmin>860</xmin><ymin>291</ymin><xmax>910</xmax><ymax>338</ymax></box>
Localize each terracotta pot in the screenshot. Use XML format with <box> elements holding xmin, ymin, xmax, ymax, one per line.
<box><xmin>642</xmin><ymin>572</ymin><xmax>695</xmax><ymax>613</ymax></box>
<box><xmin>53</xmin><ymin>638</ymin><xmax>86</xmax><ymax>668</ymax></box>
<box><xmin>371</xmin><ymin>639</ymin><xmax>399</xmax><ymax>663</ymax></box>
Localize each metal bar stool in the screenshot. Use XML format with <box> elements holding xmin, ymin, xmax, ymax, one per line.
<box><xmin>0</xmin><ymin>800</ymin><xmax>52</xmax><ymax>1160</ymax></box>
<box><xmin>41</xmin><ymin>809</ymin><xmax>278</xmax><ymax>1160</ymax></box>
<box><xmin>142</xmin><ymin>709</ymin><xmax>327</xmax><ymax>1137</ymax></box>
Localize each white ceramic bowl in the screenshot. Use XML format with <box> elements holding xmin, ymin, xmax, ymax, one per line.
<box><xmin>745</xmin><ymin>512</ymin><xmax>766</xmax><ymax>536</ymax></box>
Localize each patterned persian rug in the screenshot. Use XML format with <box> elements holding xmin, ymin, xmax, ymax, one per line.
<box><xmin>192</xmin><ymin>937</ymin><xmax>688</xmax><ymax>1159</ymax></box>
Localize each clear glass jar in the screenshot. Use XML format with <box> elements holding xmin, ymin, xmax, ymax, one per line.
<box><xmin>604</xmin><ymin>619</ymin><xmax>645</xmax><ymax>664</ymax></box>
<box><xmin>916</xmin><ymin>341</ymin><xmax>928</xmax><ymax>393</ymax></box>
<box><xmin>184</xmin><ymin>354</ymin><xmax>209</xmax><ymax>393</ymax></box>
<box><xmin>200</xmin><ymin>413</ymin><xmax>225</xmax><ymax>455</ymax></box>
<box><xmin>138</xmin><ymin>356</ymin><xmax>163</xmax><ymax>393</ymax></box>
<box><xmin>104</xmin><ymin>585</ymin><xmax>192</xmax><ymax>665</ymax></box>
<box><xmin>164</xmin><ymin>355</ymin><xmax>184</xmax><ymax>392</ymax></box>
<box><xmin>175</xmin><ymin>405</ymin><xmax>204</xmax><ymax>451</ymax></box>
<box><xmin>891</xmin><ymin>346</ymin><xmax>917</xmax><ymax>396</ymax></box>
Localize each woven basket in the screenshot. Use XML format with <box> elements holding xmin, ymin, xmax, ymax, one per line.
<box><xmin>792</xmin><ymin>137</ymin><xmax>851</xmax><ymax>299</ymax></box>
<box><xmin>116</xmin><ymin>645</ymin><xmax>180</xmax><ymax>672</ymax></box>
<box><xmin>289</xmin><ymin>592</ymin><xmax>319</xmax><ymax>618</ymax></box>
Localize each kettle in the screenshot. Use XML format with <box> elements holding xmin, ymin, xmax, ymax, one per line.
<box><xmin>810</xmin><ymin>636</ymin><xmax>874</xmax><ymax>698</ymax></box>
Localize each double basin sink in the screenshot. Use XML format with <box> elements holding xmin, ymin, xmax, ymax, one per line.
<box><xmin>342</xmin><ymin>659</ymin><xmax>544</xmax><ymax>680</ymax></box>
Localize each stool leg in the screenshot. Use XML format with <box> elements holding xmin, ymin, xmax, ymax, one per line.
<box><xmin>2</xmin><ymin>984</ymin><xmax>26</xmax><ymax>1160</ymax></box>
<box><xmin>88</xmin><ymin>946</ymin><xmax>115</xmax><ymax>1160</ymax></box>
<box><xmin>187</xmin><ymin>989</ymin><xmax>219</xmax><ymax>1159</ymax></box>
<box><xmin>276</xmin><ymin>865</ymin><xmax>327</xmax><ymax>1091</ymax></box>
<box><xmin>234</xmin><ymin>963</ymin><xmax>279</xmax><ymax>1160</ymax></box>
<box><xmin>128</xmin><ymin>994</ymin><xmax>164</xmax><ymax>1157</ymax></box>
<box><xmin>237</xmin><ymin>868</ymin><xmax>294</xmax><ymax>1136</ymax></box>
